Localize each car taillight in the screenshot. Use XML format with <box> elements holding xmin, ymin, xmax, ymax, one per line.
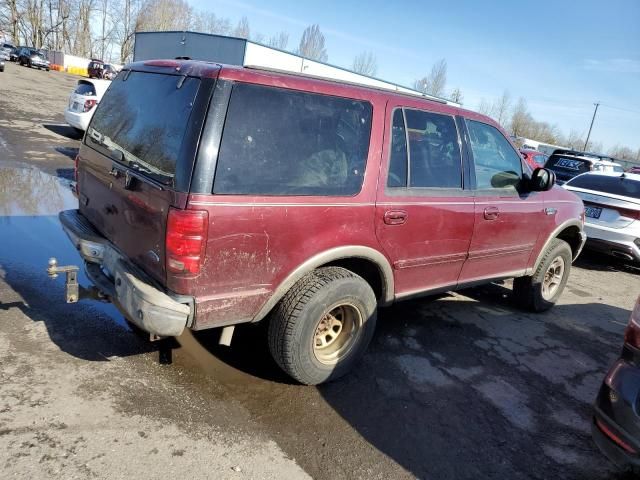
<box><xmin>616</xmin><ymin>207</ymin><xmax>640</xmax><ymax>221</ymax></box>
<box><xmin>623</xmin><ymin>297</ymin><xmax>640</xmax><ymax>349</ymax></box>
<box><xmin>166</xmin><ymin>208</ymin><xmax>208</xmax><ymax>275</ymax></box>
<box><xmin>83</xmin><ymin>99</ymin><xmax>96</xmax><ymax>112</ymax></box>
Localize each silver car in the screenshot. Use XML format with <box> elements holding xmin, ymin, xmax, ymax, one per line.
<box><xmin>564</xmin><ymin>171</ymin><xmax>640</xmax><ymax>262</ymax></box>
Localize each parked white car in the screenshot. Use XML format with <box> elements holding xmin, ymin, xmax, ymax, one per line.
<box><xmin>564</xmin><ymin>171</ymin><xmax>640</xmax><ymax>262</ymax></box>
<box><xmin>64</xmin><ymin>79</ymin><xmax>111</xmax><ymax>132</ymax></box>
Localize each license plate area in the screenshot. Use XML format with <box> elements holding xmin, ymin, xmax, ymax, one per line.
<box><xmin>585</xmin><ymin>206</ymin><xmax>602</xmax><ymax>219</ymax></box>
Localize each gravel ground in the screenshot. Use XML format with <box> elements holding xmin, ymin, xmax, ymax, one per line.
<box><xmin>0</xmin><ymin>62</ymin><xmax>638</xmax><ymax>479</ymax></box>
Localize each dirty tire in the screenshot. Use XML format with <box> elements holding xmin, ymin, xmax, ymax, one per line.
<box><xmin>513</xmin><ymin>238</ymin><xmax>572</xmax><ymax>312</ymax></box>
<box><xmin>268</xmin><ymin>267</ymin><xmax>377</xmax><ymax>385</ymax></box>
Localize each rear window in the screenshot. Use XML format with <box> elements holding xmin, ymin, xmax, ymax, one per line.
<box><xmin>213</xmin><ymin>83</ymin><xmax>373</xmax><ymax>196</ymax></box>
<box><xmin>89</xmin><ymin>62</ymin><xmax>103</xmax><ymax>69</ymax></box>
<box><xmin>547</xmin><ymin>156</ymin><xmax>592</xmax><ymax>174</ymax></box>
<box><xmin>86</xmin><ymin>71</ymin><xmax>200</xmax><ymax>180</ymax></box>
<box><xmin>567</xmin><ymin>174</ymin><xmax>640</xmax><ymax>199</ymax></box>
<box><xmin>74</xmin><ymin>82</ymin><xmax>96</xmax><ymax>96</ymax></box>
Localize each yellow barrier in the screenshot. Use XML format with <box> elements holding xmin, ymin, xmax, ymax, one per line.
<box><xmin>67</xmin><ymin>66</ymin><xmax>88</xmax><ymax>77</ymax></box>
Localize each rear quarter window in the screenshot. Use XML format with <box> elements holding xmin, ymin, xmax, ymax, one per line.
<box><xmin>86</xmin><ymin>71</ymin><xmax>200</xmax><ymax>179</ymax></box>
<box><xmin>213</xmin><ymin>83</ymin><xmax>373</xmax><ymax>196</ymax></box>
<box><xmin>567</xmin><ymin>175</ymin><xmax>640</xmax><ymax>199</ymax></box>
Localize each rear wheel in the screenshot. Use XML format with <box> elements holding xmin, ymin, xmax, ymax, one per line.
<box><xmin>513</xmin><ymin>238</ymin><xmax>572</xmax><ymax>312</ymax></box>
<box><xmin>268</xmin><ymin>267</ymin><xmax>377</xmax><ymax>385</ymax></box>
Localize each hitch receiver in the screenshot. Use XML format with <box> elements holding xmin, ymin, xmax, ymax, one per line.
<box><xmin>47</xmin><ymin>257</ymin><xmax>80</xmax><ymax>303</ymax></box>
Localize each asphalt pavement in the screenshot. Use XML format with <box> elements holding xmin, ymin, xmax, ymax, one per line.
<box><xmin>0</xmin><ymin>61</ymin><xmax>638</xmax><ymax>479</ymax></box>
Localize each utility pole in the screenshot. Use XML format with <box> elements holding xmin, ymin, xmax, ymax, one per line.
<box><xmin>583</xmin><ymin>102</ymin><xmax>600</xmax><ymax>151</ymax></box>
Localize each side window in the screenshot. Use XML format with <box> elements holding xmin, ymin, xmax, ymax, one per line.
<box><xmin>387</xmin><ymin>109</ymin><xmax>408</xmax><ymax>187</ymax></box>
<box><xmin>214</xmin><ymin>83</ymin><xmax>373</xmax><ymax>196</ymax></box>
<box><xmin>386</xmin><ymin>108</ymin><xmax>462</xmax><ymax>189</ymax></box>
<box><xmin>467</xmin><ymin>120</ymin><xmax>522</xmax><ymax>190</ymax></box>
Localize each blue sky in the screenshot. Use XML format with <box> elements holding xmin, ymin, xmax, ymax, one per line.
<box><xmin>195</xmin><ymin>0</ymin><xmax>639</xmax><ymax>152</ymax></box>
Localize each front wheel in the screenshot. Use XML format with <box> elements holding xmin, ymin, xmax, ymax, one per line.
<box><xmin>268</xmin><ymin>267</ymin><xmax>377</xmax><ymax>385</ymax></box>
<box><xmin>513</xmin><ymin>238</ymin><xmax>572</xmax><ymax>312</ymax></box>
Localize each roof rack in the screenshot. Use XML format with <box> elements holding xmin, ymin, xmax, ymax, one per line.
<box><xmin>243</xmin><ymin>64</ymin><xmax>449</xmax><ymax>105</ymax></box>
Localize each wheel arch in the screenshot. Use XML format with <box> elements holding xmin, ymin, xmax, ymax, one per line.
<box><xmin>252</xmin><ymin>246</ymin><xmax>394</xmax><ymax>323</ymax></box>
<box><xmin>531</xmin><ymin>220</ymin><xmax>585</xmax><ymax>273</ymax></box>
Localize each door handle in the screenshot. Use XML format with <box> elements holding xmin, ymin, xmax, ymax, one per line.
<box><xmin>483</xmin><ymin>206</ymin><xmax>499</xmax><ymax>220</ymax></box>
<box><xmin>383</xmin><ymin>210</ymin><xmax>408</xmax><ymax>225</ymax></box>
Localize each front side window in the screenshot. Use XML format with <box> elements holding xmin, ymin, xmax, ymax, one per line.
<box><xmin>386</xmin><ymin>108</ymin><xmax>462</xmax><ymax>189</ymax></box>
<box><xmin>214</xmin><ymin>83</ymin><xmax>373</xmax><ymax>196</ymax></box>
<box><xmin>467</xmin><ymin>120</ymin><xmax>522</xmax><ymax>190</ymax></box>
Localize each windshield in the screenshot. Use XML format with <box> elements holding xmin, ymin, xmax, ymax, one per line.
<box><xmin>567</xmin><ymin>174</ymin><xmax>640</xmax><ymax>199</ymax></box>
<box><xmin>86</xmin><ymin>71</ymin><xmax>200</xmax><ymax>183</ymax></box>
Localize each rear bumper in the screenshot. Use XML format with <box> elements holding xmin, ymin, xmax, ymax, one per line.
<box><xmin>59</xmin><ymin>209</ymin><xmax>192</xmax><ymax>337</ymax></box>
<box><xmin>583</xmin><ymin>224</ymin><xmax>640</xmax><ymax>262</ymax></box>
<box><xmin>64</xmin><ymin>109</ymin><xmax>91</xmax><ymax>131</ymax></box>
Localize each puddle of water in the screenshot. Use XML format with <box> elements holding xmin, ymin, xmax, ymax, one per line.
<box><xmin>0</xmin><ymin>164</ymin><xmax>123</xmax><ymax>326</ymax></box>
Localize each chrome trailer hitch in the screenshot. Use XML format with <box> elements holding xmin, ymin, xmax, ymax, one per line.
<box><xmin>47</xmin><ymin>257</ymin><xmax>108</xmax><ymax>303</ymax></box>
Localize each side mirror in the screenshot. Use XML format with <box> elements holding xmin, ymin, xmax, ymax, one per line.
<box><xmin>529</xmin><ymin>167</ymin><xmax>555</xmax><ymax>191</ymax></box>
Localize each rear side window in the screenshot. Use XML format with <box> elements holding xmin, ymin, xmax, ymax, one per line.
<box><xmin>214</xmin><ymin>83</ymin><xmax>373</xmax><ymax>196</ymax></box>
<box><xmin>547</xmin><ymin>156</ymin><xmax>592</xmax><ymax>174</ymax></box>
<box><xmin>74</xmin><ymin>82</ymin><xmax>96</xmax><ymax>96</ymax></box>
<box><xmin>86</xmin><ymin>71</ymin><xmax>200</xmax><ymax>179</ymax></box>
<box><xmin>566</xmin><ymin>175</ymin><xmax>640</xmax><ymax>199</ymax></box>
<box><xmin>386</xmin><ymin>108</ymin><xmax>462</xmax><ymax>188</ymax></box>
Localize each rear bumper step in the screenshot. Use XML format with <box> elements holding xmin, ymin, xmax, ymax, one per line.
<box><xmin>54</xmin><ymin>209</ymin><xmax>192</xmax><ymax>337</ymax></box>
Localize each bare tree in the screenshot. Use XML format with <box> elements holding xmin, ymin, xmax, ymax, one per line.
<box><xmin>509</xmin><ymin>97</ymin><xmax>530</xmax><ymax>137</ymax></box>
<box><xmin>449</xmin><ymin>87</ymin><xmax>463</xmax><ymax>104</ymax></box>
<box><xmin>492</xmin><ymin>90</ymin><xmax>511</xmax><ymax>126</ymax></box>
<box><xmin>191</xmin><ymin>10</ymin><xmax>231</xmax><ymax>35</ymax></box>
<box><xmin>136</xmin><ymin>0</ymin><xmax>192</xmax><ymax>33</ymax></box>
<box><xmin>413</xmin><ymin>58</ymin><xmax>447</xmax><ymax>97</ymax></box>
<box><xmin>477</xmin><ymin>98</ymin><xmax>492</xmax><ymax>116</ymax></box>
<box><xmin>233</xmin><ymin>15</ymin><xmax>249</xmax><ymax>38</ymax></box>
<box><xmin>267</xmin><ymin>31</ymin><xmax>288</xmax><ymax>49</ymax></box>
<box><xmin>297</xmin><ymin>24</ymin><xmax>327</xmax><ymax>62</ymax></box>
<box><xmin>352</xmin><ymin>51</ymin><xmax>377</xmax><ymax>76</ymax></box>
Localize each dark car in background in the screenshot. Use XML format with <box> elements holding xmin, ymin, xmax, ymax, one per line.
<box><xmin>88</xmin><ymin>59</ymin><xmax>116</xmax><ymax>79</ymax></box>
<box><xmin>545</xmin><ymin>149</ymin><xmax>624</xmax><ymax>185</ymax></box>
<box><xmin>2</xmin><ymin>42</ymin><xmax>16</xmax><ymax>61</ymax></box>
<box><xmin>593</xmin><ymin>294</ymin><xmax>640</xmax><ymax>473</ymax></box>
<box><xmin>18</xmin><ymin>47</ymin><xmax>50</xmax><ymax>70</ymax></box>
<box><xmin>520</xmin><ymin>149</ymin><xmax>548</xmax><ymax>170</ymax></box>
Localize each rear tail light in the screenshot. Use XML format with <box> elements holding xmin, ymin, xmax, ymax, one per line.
<box><xmin>166</xmin><ymin>208</ymin><xmax>208</xmax><ymax>275</ymax></box>
<box><xmin>83</xmin><ymin>99</ymin><xmax>96</xmax><ymax>112</ymax></box>
<box><xmin>624</xmin><ymin>297</ymin><xmax>640</xmax><ymax>349</ymax></box>
<box><xmin>617</xmin><ymin>207</ymin><xmax>640</xmax><ymax>221</ymax></box>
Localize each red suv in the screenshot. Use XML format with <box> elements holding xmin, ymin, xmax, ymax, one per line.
<box><xmin>50</xmin><ymin>60</ymin><xmax>586</xmax><ymax>385</ymax></box>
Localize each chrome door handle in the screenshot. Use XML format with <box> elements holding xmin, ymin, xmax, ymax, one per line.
<box><xmin>483</xmin><ymin>206</ymin><xmax>499</xmax><ymax>220</ymax></box>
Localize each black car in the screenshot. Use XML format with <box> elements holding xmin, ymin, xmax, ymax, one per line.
<box><xmin>592</xmin><ymin>295</ymin><xmax>640</xmax><ymax>473</ymax></box>
<box><xmin>545</xmin><ymin>149</ymin><xmax>624</xmax><ymax>185</ymax></box>
<box><xmin>18</xmin><ymin>47</ymin><xmax>50</xmax><ymax>71</ymax></box>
